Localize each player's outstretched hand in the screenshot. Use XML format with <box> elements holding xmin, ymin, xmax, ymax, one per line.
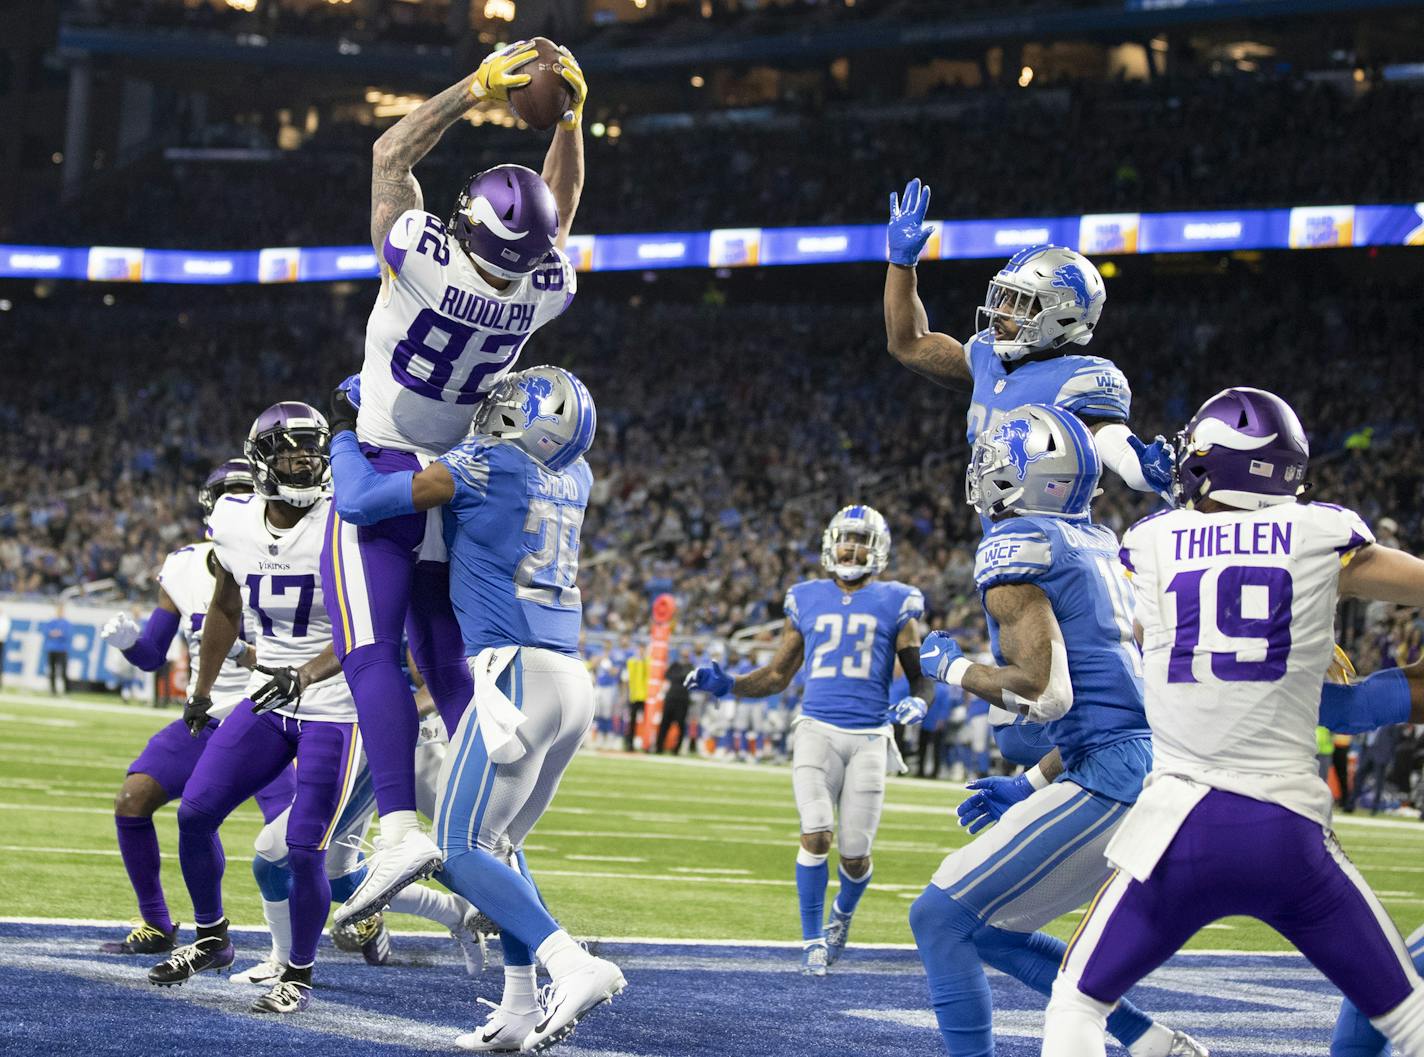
<box><xmin>956</xmin><ymin>774</ymin><xmax>1034</xmax><ymax>833</ymax></box>
<box><xmin>557</xmin><ymin>46</ymin><xmax>587</xmax><ymax>130</ymax></box>
<box><xmin>1127</xmin><ymin>434</ymin><xmax>1177</xmax><ymax>505</ymax></box>
<box><xmin>889</xmin><ymin>695</ymin><xmax>928</xmax><ymax>726</ymax></box>
<box><xmin>100</xmin><ymin>613</ymin><xmax>141</xmax><ymax>651</ymax></box>
<box><xmin>251</xmin><ymin>664</ymin><xmax>303</xmax><ymax>716</ymax></box>
<box><xmin>471</xmin><ymin>40</ymin><xmax>538</xmax><ymax>103</ymax></box>
<box><xmin>920</xmin><ymin>630</ymin><xmax>966</xmax><ymax>684</ymax></box>
<box><xmin>685</xmin><ymin>662</ymin><xmax>733</xmax><ymax>697</ymax></box>
<box><xmin>887</xmin><ymin>177</ymin><xmax>934</xmax><ymax>266</ymax></box>
<box><xmin>328</xmin><ymin>376</ymin><xmax>360</xmax><ymax>436</ymax></box>
<box><xmin>183</xmin><ymin>695</ymin><xmax>214</xmax><ymax>738</ymax></box>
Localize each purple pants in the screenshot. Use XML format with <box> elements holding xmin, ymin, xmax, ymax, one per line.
<box><xmin>177</xmin><ymin>705</ymin><xmax>359</xmax><ymax>965</ymax></box>
<box><xmin>320</xmin><ymin>445</ymin><xmax>470</xmax><ymax>816</ymax></box>
<box><xmin>1062</xmin><ymin>789</ymin><xmax>1419</xmax><ymax>1018</ymax></box>
<box><xmin>129</xmin><ymin>717</ymin><xmax>294</xmax><ymax>822</ymax></box>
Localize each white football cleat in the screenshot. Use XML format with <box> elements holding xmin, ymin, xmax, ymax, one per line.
<box><xmin>452</xmin><ymin>903</ymin><xmax>494</xmax><ymax>975</ymax></box>
<box><xmin>520</xmin><ymin>957</ymin><xmax>626</xmax><ymax>1052</ymax></box>
<box><xmin>1168</xmin><ymin>1031</ymin><xmax>1210</xmax><ymax>1056</ymax></box>
<box><xmin>333</xmin><ymin>830</ymin><xmax>443</xmax><ymax>928</ymax></box>
<box><xmin>455</xmin><ymin>999</ymin><xmax>541</xmax><ymax>1052</ymax></box>
<box><xmin>231</xmin><ymin>954</ymin><xmax>285</xmax><ymax>985</ymax></box>
<box><xmin>801</xmin><ymin>941</ymin><xmax>828</xmax><ymax>977</ymax></box>
<box><xmin>823</xmin><ymin>907</ymin><xmax>853</xmax><ymax>966</ymax></box>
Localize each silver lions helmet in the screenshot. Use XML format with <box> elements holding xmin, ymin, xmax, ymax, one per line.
<box><xmin>967</xmin><ymin>404</ymin><xmax>1101</xmax><ymax>519</ymax></box>
<box><xmin>978</xmin><ymin>245</ymin><xmax>1106</xmax><ymax>363</ymax></box>
<box><xmin>820</xmin><ymin>505</ymin><xmax>891</xmax><ymax>582</ymax></box>
<box><xmin>472</xmin><ymin>365</ymin><xmax>597</xmax><ymax>472</ymax></box>
<box><xmin>244</xmin><ymin>401</ymin><xmax>331</xmax><ymax>508</ymax></box>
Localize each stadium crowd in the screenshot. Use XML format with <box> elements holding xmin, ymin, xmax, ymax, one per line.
<box><xmin>21</xmin><ymin>74</ymin><xmax>1423</xmax><ymax>247</ymax></box>
<box><xmin>2</xmin><ymin>261</ymin><xmax>1421</xmax><ymax>649</ymax></box>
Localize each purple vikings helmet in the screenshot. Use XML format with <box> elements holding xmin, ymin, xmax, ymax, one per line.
<box><xmin>198</xmin><ymin>458</ymin><xmax>255</xmax><ymax>519</ymax></box>
<box><xmin>244</xmin><ymin>401</ymin><xmax>331</xmax><ymax>508</ymax></box>
<box><xmin>448</xmin><ymin>164</ymin><xmax>560</xmax><ymax>281</ymax></box>
<box><xmin>1176</xmin><ymin>387</ymin><xmax>1309</xmax><ymax>510</ymax></box>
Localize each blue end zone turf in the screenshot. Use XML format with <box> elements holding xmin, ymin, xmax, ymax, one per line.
<box><xmin>0</xmin><ymin>921</ymin><xmax>1348</xmax><ymax>1055</ymax></box>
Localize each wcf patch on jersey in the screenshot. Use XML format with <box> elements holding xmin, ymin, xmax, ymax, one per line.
<box><xmin>974</xmin><ymin>535</ymin><xmax>1053</xmax><ymax>586</ymax></box>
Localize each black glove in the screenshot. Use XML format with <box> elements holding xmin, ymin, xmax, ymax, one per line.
<box><xmin>183</xmin><ymin>695</ymin><xmax>214</xmax><ymax>738</ymax></box>
<box><xmin>328</xmin><ymin>384</ymin><xmax>359</xmax><ymax>436</ymax></box>
<box><xmin>251</xmin><ymin>664</ymin><xmax>303</xmax><ymax>715</ymax></box>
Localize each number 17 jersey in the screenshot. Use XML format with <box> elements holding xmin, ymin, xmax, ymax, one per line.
<box><xmin>361</xmin><ymin>209</ymin><xmax>577</xmax><ymax>457</ymax></box>
<box><xmin>784</xmin><ymin>578</ymin><xmax>924</xmax><ymax>729</ymax></box>
<box><xmin>1120</xmin><ymin>501</ymin><xmax>1373</xmax><ymax>823</ymax></box>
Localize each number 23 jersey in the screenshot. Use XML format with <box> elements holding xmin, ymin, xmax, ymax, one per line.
<box><xmin>360</xmin><ymin>209</ymin><xmax>577</xmax><ymax>458</ymax></box>
<box><xmin>1120</xmin><ymin>501</ymin><xmax>1373</xmax><ymax>821</ymax></box>
<box><xmin>784</xmin><ymin>578</ymin><xmax>924</xmax><ymax>729</ymax></box>
<box><xmin>207</xmin><ymin>494</ymin><xmax>356</xmax><ymax>722</ymax></box>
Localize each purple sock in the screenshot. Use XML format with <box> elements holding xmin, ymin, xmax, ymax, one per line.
<box><xmin>115</xmin><ymin>815</ymin><xmax>173</xmax><ymax>933</ymax></box>
<box><xmin>286</xmin><ymin>846</ymin><xmax>331</xmax><ymax>966</ymax></box>
<box><xmin>176</xmin><ymin>803</ymin><xmax>226</xmax><ymax>925</ymax></box>
<box><xmin>344</xmin><ymin>643</ymin><xmax>420</xmax><ymax>815</ymax></box>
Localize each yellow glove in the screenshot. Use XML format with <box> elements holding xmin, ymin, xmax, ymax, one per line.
<box><xmin>471</xmin><ymin>40</ymin><xmax>538</xmax><ymax>103</ymax></box>
<box><xmin>1326</xmin><ymin>643</ymin><xmax>1356</xmax><ymax>685</ymax></box>
<box><xmin>557</xmin><ymin>46</ymin><xmax>587</xmax><ymax>130</ymax></box>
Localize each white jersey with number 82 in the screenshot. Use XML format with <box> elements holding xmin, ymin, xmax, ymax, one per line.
<box><xmin>1120</xmin><ymin>501</ymin><xmax>1373</xmax><ymax>823</ymax></box>
<box><xmin>359</xmin><ymin>209</ymin><xmax>576</xmax><ymax>457</ymax></box>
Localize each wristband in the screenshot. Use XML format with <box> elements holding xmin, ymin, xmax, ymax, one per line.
<box><xmin>943</xmin><ymin>656</ymin><xmax>972</xmax><ymax>686</ymax></box>
<box><xmin>226</xmin><ymin>638</ymin><xmax>248</xmax><ymax>660</ymax></box>
<box><xmin>1026</xmin><ymin>766</ymin><xmax>1051</xmax><ymax>791</ymax></box>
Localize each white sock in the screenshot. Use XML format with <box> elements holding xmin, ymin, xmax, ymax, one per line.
<box><xmin>502</xmin><ymin>963</ymin><xmax>539</xmax><ymax>1014</ymax></box>
<box><xmin>1374</xmin><ymin>988</ymin><xmax>1424</xmax><ymax>1057</ymax></box>
<box><xmin>536</xmin><ymin>930</ymin><xmax>593</xmax><ymax>980</ymax></box>
<box><xmin>262</xmin><ymin>898</ymin><xmax>292</xmax><ymax>965</ymax></box>
<box><xmin>388</xmin><ymin>883</ymin><xmax>465</xmax><ymax>930</ymax></box>
<box><xmin>381</xmin><ymin>810</ymin><xmax>419</xmax><ymax>842</ymax></box>
<box><xmin>1127</xmin><ymin>1023</ymin><xmax>1177</xmax><ymax>1057</ymax></box>
<box><xmin>1043</xmin><ymin>977</ymin><xmax>1112</xmax><ymax>1057</ymax></box>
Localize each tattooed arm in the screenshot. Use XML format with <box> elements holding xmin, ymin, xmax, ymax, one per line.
<box><xmin>732</xmin><ymin>619</ymin><xmax>805</xmax><ymax>698</ymax></box>
<box><xmin>369</xmin><ymin>75</ymin><xmax>482</xmax><ymax>255</ymax></box>
<box><xmin>959</xmin><ymin>582</ymin><xmax>1073</xmax><ymax>722</ymax></box>
<box><xmin>884</xmin><ymin>262</ymin><xmax>972</xmax><ymax>391</ymax></box>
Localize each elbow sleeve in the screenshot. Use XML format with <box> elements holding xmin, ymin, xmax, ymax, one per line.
<box><xmin>1022</xmin><ymin>639</ymin><xmax>1075</xmax><ymax>724</ymax></box>
<box><xmin>1094</xmin><ymin>423</ymin><xmax>1150</xmax><ymax>492</ymax></box>
<box><xmin>329</xmin><ymin>432</ymin><xmax>416</xmax><ymax>525</ymax></box>
<box><xmin>122</xmin><ymin>607</ymin><xmax>181</xmax><ymax>671</ymax></box>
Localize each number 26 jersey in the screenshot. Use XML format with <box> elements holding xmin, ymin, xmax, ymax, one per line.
<box><xmin>361</xmin><ymin>209</ymin><xmax>577</xmax><ymax>458</ymax></box>
<box><xmin>784</xmin><ymin>578</ymin><xmax>924</xmax><ymax>729</ymax></box>
<box><xmin>1119</xmin><ymin>501</ymin><xmax>1373</xmax><ymax>821</ymax></box>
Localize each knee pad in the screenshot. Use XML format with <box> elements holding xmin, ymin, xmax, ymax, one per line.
<box><xmin>909</xmin><ymin>886</ymin><xmax>979</xmax><ymax>943</ymax></box>
<box><xmin>285</xmin><ymin>844</ymin><xmax>327</xmax><ymax>879</ymax></box>
<box><xmin>251</xmin><ymin>854</ymin><xmax>291</xmax><ymax>902</ymax></box>
<box><xmin>176</xmin><ymin>799</ymin><xmax>222</xmax><ymax>836</ymax></box>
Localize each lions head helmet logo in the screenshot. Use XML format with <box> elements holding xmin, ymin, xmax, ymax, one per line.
<box><xmin>517</xmin><ymin>375</ymin><xmax>561</xmax><ymax>428</ymax></box>
<box><xmin>993</xmin><ymin>418</ymin><xmax>1049</xmax><ymax>481</ymax></box>
<box><xmin>1050</xmin><ymin>263</ymin><xmax>1099</xmax><ymax>310</ymax></box>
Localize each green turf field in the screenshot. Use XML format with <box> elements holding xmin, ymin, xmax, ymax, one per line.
<box><xmin>4</xmin><ymin>687</ymin><xmax>1424</xmax><ymax>951</ymax></box>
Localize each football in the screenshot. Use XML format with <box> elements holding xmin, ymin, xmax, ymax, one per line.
<box><xmin>508</xmin><ymin>37</ymin><xmax>573</xmax><ymax>132</ymax></box>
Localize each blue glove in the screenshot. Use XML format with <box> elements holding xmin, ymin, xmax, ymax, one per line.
<box><xmin>685</xmin><ymin>662</ymin><xmax>733</xmax><ymax>697</ymax></box>
<box><xmin>955</xmin><ymin>774</ymin><xmax>1035</xmax><ymax>834</ymax></box>
<box><xmin>887</xmin><ymin>178</ymin><xmax>934</xmax><ymax>266</ymax></box>
<box><xmin>889</xmin><ymin>695</ymin><xmax>927</xmax><ymax>726</ymax></box>
<box><xmin>920</xmin><ymin>630</ymin><xmax>967</xmax><ymax>684</ymax></box>
<box><xmin>1127</xmin><ymin>434</ymin><xmax>1176</xmax><ymax>505</ymax></box>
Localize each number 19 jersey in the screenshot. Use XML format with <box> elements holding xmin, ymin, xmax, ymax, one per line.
<box><xmin>361</xmin><ymin>209</ymin><xmax>577</xmax><ymax>457</ymax></box>
<box><xmin>784</xmin><ymin>578</ymin><xmax>924</xmax><ymax>729</ymax></box>
<box><xmin>1120</xmin><ymin>501</ymin><xmax>1374</xmax><ymax>823</ymax></box>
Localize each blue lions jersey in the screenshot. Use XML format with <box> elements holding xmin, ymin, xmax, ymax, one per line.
<box><xmin>975</xmin><ymin>514</ymin><xmax>1151</xmax><ymax>802</ymax></box>
<box><xmin>439</xmin><ymin>438</ymin><xmax>591</xmax><ymax>657</ymax></box>
<box><xmin>964</xmin><ymin>330</ymin><xmax>1130</xmax><ymax>447</ymax></box>
<box><xmin>785</xmin><ymin>578</ymin><xmax>924</xmax><ymax>729</ymax></box>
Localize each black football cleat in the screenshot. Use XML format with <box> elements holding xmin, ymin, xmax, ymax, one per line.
<box><xmin>102</xmin><ymin>921</ymin><xmax>178</xmax><ymax>955</ymax></box>
<box><xmin>148</xmin><ymin>935</ymin><xmax>234</xmax><ymax>986</ymax></box>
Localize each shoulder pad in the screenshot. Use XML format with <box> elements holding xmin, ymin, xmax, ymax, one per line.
<box><xmin>1308</xmin><ymin>502</ymin><xmax>1375</xmax><ymax>557</ymax></box>
<box><xmin>1054</xmin><ymin>358</ymin><xmax>1131</xmax><ymax>421</ymax></box>
<box><xmin>893</xmin><ymin>583</ymin><xmax>926</xmax><ymax>628</ymax></box>
<box><xmin>439</xmin><ymin>440</ymin><xmax>495</xmax><ymax>493</ymax></box>
<box><xmin>975</xmin><ymin>522</ymin><xmax>1053</xmax><ymax>590</ymax></box>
